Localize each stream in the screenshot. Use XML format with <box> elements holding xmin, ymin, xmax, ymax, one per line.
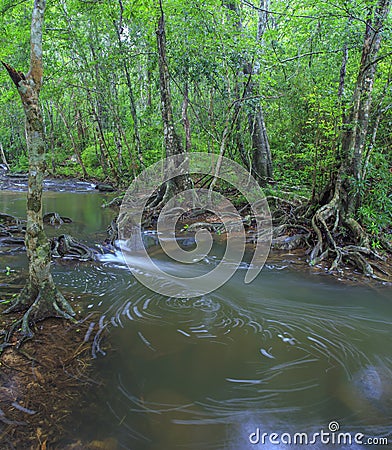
<box><xmin>1</xmin><ymin>190</ymin><xmax>391</xmax><ymax>449</ymax></box>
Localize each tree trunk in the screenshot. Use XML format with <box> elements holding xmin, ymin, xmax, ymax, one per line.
<box><xmin>245</xmin><ymin>87</ymin><xmax>273</xmax><ymax>184</ymax></box>
<box><xmin>1</xmin><ymin>0</ymin><xmax>75</xmax><ymax>339</ymax></box>
<box><xmin>182</xmin><ymin>82</ymin><xmax>192</xmax><ymax>152</ymax></box>
<box><xmin>44</xmin><ymin>100</ymin><xmax>56</xmax><ymax>173</ymax></box>
<box><xmin>340</xmin><ymin>0</ymin><xmax>391</xmax><ymax>216</ymax></box>
<box><xmin>225</xmin><ymin>0</ymin><xmax>273</xmax><ymax>186</ymax></box>
<box><xmin>246</xmin><ymin>0</ymin><xmax>273</xmax><ymax>185</ymax></box>
<box><xmin>114</xmin><ymin>15</ymin><xmax>144</xmax><ymax>168</ymax></box>
<box><xmin>154</xmin><ymin>0</ymin><xmax>192</xmax><ymax>205</ymax></box>
<box><xmin>0</xmin><ymin>142</ymin><xmax>10</xmax><ymax>170</ymax></box>
<box><xmin>87</xmin><ymin>89</ymin><xmax>118</xmax><ymax>181</ymax></box>
<box><xmin>56</xmin><ymin>104</ymin><xmax>88</xmax><ymax>178</ymax></box>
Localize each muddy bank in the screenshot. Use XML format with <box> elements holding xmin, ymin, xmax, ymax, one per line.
<box><xmin>0</xmin><ymin>320</ymin><xmax>89</xmax><ymax>448</ymax></box>
<box><xmin>0</xmin><ymin>316</ymin><xmax>117</xmax><ymax>449</ymax></box>
<box><xmin>0</xmin><ymin>272</ymin><xmax>115</xmax><ymax>449</ymax></box>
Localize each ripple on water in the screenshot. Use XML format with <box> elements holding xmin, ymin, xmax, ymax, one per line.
<box><xmin>65</xmin><ymin>247</ymin><xmax>392</xmax><ymax>449</ymax></box>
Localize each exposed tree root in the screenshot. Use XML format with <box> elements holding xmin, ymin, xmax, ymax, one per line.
<box><xmin>0</xmin><ymin>312</ymin><xmax>99</xmax><ymax>449</ymax></box>
<box><xmin>0</xmin><ymin>213</ymin><xmax>22</xmax><ymax>226</ymax></box>
<box><xmin>307</xmin><ymin>197</ymin><xmax>389</xmax><ymax>281</ymax></box>
<box><xmin>265</xmin><ymin>189</ymin><xmax>391</xmax><ymax>281</ymax></box>
<box><xmin>2</xmin><ymin>282</ymin><xmax>76</xmax><ymax>346</ymax></box>
<box><xmin>272</xmin><ymin>223</ymin><xmax>312</xmax><ymax>238</ymax></box>
<box><xmin>187</xmin><ymin>221</ymin><xmax>223</xmax><ymax>232</ymax></box>
<box><xmin>102</xmin><ymin>194</ymin><xmax>124</xmax><ymax>209</ymax></box>
<box><xmin>148</xmin><ymin>177</ymin><xmax>195</xmax><ymax>215</ymax></box>
<box><xmin>43</xmin><ymin>212</ymin><xmax>72</xmax><ymax>226</ymax></box>
<box><xmin>265</xmin><ymin>195</ymin><xmax>300</xmax><ymax>208</ymax></box>
<box><xmin>108</xmin><ymin>183</ymin><xmax>391</xmax><ymax>282</ymax></box>
<box><xmin>147</xmin><ymin>179</ymin><xmax>180</xmax><ymax>211</ymax></box>
<box><xmin>51</xmin><ymin>234</ymin><xmax>95</xmax><ymax>260</ymax></box>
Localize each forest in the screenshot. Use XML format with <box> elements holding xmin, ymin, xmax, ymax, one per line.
<box><xmin>0</xmin><ymin>0</ymin><xmax>390</xmax><ymax>234</ymax></box>
<box><xmin>0</xmin><ymin>0</ymin><xmax>391</xmax><ymax>273</ymax></box>
<box><xmin>0</xmin><ymin>0</ymin><xmax>391</xmax><ymax>449</ymax></box>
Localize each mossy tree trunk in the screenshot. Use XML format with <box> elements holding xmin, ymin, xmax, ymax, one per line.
<box><xmin>1</xmin><ymin>0</ymin><xmax>75</xmax><ymax>338</ymax></box>
<box><xmin>339</xmin><ymin>0</ymin><xmax>391</xmax><ymax>216</ymax></box>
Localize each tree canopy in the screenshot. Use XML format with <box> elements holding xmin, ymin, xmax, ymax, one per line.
<box><xmin>0</xmin><ymin>0</ymin><xmax>390</xmax><ymax>237</ymax></box>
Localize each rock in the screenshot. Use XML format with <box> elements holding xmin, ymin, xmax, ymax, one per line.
<box><xmin>95</xmin><ymin>183</ymin><xmax>116</xmax><ymax>192</ymax></box>
<box><xmin>352</xmin><ymin>365</ymin><xmax>391</xmax><ymax>411</ymax></box>
<box><xmin>354</xmin><ymin>366</ymin><xmax>383</xmax><ymax>401</ymax></box>
<box><xmin>63</xmin><ymin>439</ymin><xmax>117</xmax><ymax>450</ymax></box>
<box><xmin>338</xmin><ymin>364</ymin><xmax>392</xmax><ymax>423</ymax></box>
<box><xmin>180</xmin><ymin>237</ymin><xmax>196</xmax><ymax>247</ymax></box>
<box><xmin>87</xmin><ymin>438</ymin><xmax>118</xmax><ymax>450</ymax></box>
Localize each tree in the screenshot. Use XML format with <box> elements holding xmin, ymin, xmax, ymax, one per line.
<box><xmin>309</xmin><ymin>0</ymin><xmax>391</xmax><ymax>274</ymax></box>
<box><xmin>223</xmin><ymin>0</ymin><xmax>273</xmax><ymax>186</ymax></box>
<box><xmin>114</xmin><ymin>0</ymin><xmax>144</xmax><ymax>168</ymax></box>
<box><xmin>0</xmin><ymin>0</ymin><xmax>390</xmax><ymax>278</ymax></box>
<box><xmin>152</xmin><ymin>0</ymin><xmax>192</xmax><ymax>207</ymax></box>
<box><xmin>2</xmin><ymin>0</ymin><xmax>75</xmax><ymax>339</ymax></box>
<box><xmin>243</xmin><ymin>0</ymin><xmax>273</xmax><ymax>185</ymax></box>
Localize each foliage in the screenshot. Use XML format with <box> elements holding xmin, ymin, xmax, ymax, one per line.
<box><xmin>81</xmin><ymin>144</ymin><xmax>103</xmax><ymax>177</ymax></box>
<box><xmin>11</xmin><ymin>151</ymin><xmax>28</xmax><ymax>172</ymax></box>
<box><xmin>359</xmin><ymin>152</ymin><xmax>392</xmax><ymax>234</ymax></box>
<box><xmin>0</xmin><ymin>0</ymin><xmax>390</xmax><ymax>236</ymax></box>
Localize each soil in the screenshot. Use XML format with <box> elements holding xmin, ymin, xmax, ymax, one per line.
<box><xmin>0</xmin><ymin>275</ymin><xmax>115</xmax><ymax>450</ymax></box>
<box><xmin>0</xmin><ymin>169</ymin><xmax>110</xmax><ymax>449</ymax></box>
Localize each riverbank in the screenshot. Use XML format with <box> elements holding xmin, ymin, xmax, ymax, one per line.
<box><xmin>171</xmin><ymin>208</ymin><xmax>392</xmax><ymax>285</ymax></box>
<box><xmin>0</xmin><ymin>273</ymin><xmax>116</xmax><ymax>449</ymax></box>
<box><xmin>1</xmin><ymin>166</ymin><xmax>390</xmax><ymax>283</ymax></box>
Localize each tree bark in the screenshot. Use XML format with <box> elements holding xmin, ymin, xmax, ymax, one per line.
<box><xmin>246</xmin><ymin>0</ymin><xmax>273</xmax><ymax>185</ymax></box>
<box><xmin>182</xmin><ymin>82</ymin><xmax>192</xmax><ymax>152</ymax></box>
<box><xmin>1</xmin><ymin>0</ymin><xmax>75</xmax><ymax>338</ymax></box>
<box><xmin>225</xmin><ymin>0</ymin><xmax>273</xmax><ymax>186</ymax></box>
<box><xmin>245</xmin><ymin>89</ymin><xmax>273</xmax><ymax>184</ymax></box>
<box><xmin>0</xmin><ymin>142</ymin><xmax>10</xmax><ymax>170</ymax></box>
<box><xmin>56</xmin><ymin>104</ymin><xmax>88</xmax><ymax>178</ymax></box>
<box><xmin>155</xmin><ymin>0</ymin><xmax>192</xmax><ymax>204</ymax></box>
<box><xmin>114</xmin><ymin>9</ymin><xmax>144</xmax><ymax>167</ymax></box>
<box><xmin>44</xmin><ymin>100</ymin><xmax>56</xmax><ymax>172</ymax></box>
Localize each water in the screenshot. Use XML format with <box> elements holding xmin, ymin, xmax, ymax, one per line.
<box><xmin>0</xmin><ymin>189</ymin><xmax>115</xmax><ymax>240</ymax></box>
<box><xmin>1</xmin><ymin>191</ymin><xmax>391</xmax><ymax>449</ymax></box>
